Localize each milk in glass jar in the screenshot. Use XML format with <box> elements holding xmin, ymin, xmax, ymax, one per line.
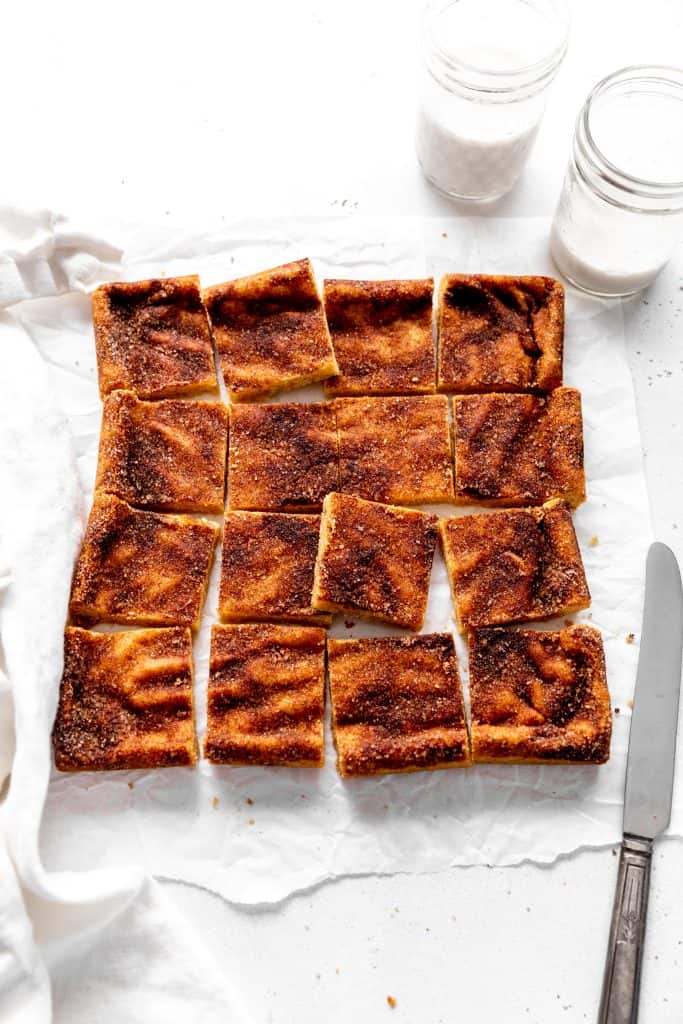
<box><xmin>551</xmin><ymin>66</ymin><xmax>683</xmax><ymax>296</ymax></box>
<box><xmin>416</xmin><ymin>0</ymin><xmax>569</xmax><ymax>202</ymax></box>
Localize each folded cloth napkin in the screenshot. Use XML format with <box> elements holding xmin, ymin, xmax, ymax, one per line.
<box><xmin>0</xmin><ymin>211</ymin><xmax>245</xmax><ymax>1022</ymax></box>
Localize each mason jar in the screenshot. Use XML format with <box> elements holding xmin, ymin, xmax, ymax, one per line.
<box><xmin>416</xmin><ymin>0</ymin><xmax>569</xmax><ymax>202</ymax></box>
<box><xmin>551</xmin><ymin>66</ymin><xmax>683</xmax><ymax>297</ymax></box>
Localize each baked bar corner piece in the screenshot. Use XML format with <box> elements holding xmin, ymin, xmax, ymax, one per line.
<box><xmin>312</xmin><ymin>492</ymin><xmax>438</xmax><ymax>631</ymax></box>
<box><xmin>228</xmin><ymin>401</ymin><xmax>339</xmax><ymax>512</ymax></box>
<box><xmin>53</xmin><ymin>626</ymin><xmax>198</xmax><ymax>771</ymax></box>
<box><xmin>69</xmin><ymin>494</ymin><xmax>218</xmax><ymax>629</ymax></box>
<box><xmin>439</xmin><ymin>501</ymin><xmax>590</xmax><ymax>631</ymax></box>
<box><xmin>204</xmin><ymin>623</ymin><xmax>326</xmax><ymax>767</ymax></box>
<box><xmin>218</xmin><ymin>511</ymin><xmax>332</xmax><ymax>626</ymax></box>
<box><xmin>453</xmin><ymin>387</ymin><xmax>586</xmax><ymax>508</ymax></box>
<box><xmin>437</xmin><ymin>273</ymin><xmax>564</xmax><ymax>394</ymax></box>
<box><xmin>323</xmin><ymin>277</ymin><xmax>436</xmax><ymax>397</ymax></box>
<box><xmin>202</xmin><ymin>257</ymin><xmax>338</xmax><ymax>401</ymax></box>
<box><xmin>328</xmin><ymin>634</ymin><xmax>470</xmax><ymax>777</ymax></box>
<box><xmin>95</xmin><ymin>390</ymin><xmax>228</xmax><ymax>513</ymax></box>
<box><xmin>92</xmin><ymin>275</ymin><xmax>218</xmax><ymax>399</ymax></box>
<box><xmin>335</xmin><ymin>395</ymin><xmax>454</xmax><ymax>504</ymax></box>
<box><xmin>469</xmin><ymin>623</ymin><xmax>611</xmax><ymax>764</ymax></box>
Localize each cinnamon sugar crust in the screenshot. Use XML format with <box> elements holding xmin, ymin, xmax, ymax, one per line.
<box><xmin>453</xmin><ymin>387</ymin><xmax>585</xmax><ymax>507</ymax></box>
<box><xmin>203</xmin><ymin>258</ymin><xmax>338</xmax><ymax>401</ymax></box>
<box><xmin>204</xmin><ymin>623</ymin><xmax>326</xmax><ymax>766</ymax></box>
<box><xmin>228</xmin><ymin>401</ymin><xmax>339</xmax><ymax>512</ymax></box>
<box><xmin>312</xmin><ymin>492</ymin><xmax>438</xmax><ymax>631</ymax></box>
<box><xmin>323</xmin><ymin>278</ymin><xmax>436</xmax><ymax>396</ymax></box>
<box><xmin>328</xmin><ymin>634</ymin><xmax>470</xmax><ymax>776</ymax></box>
<box><xmin>439</xmin><ymin>502</ymin><xmax>590</xmax><ymax>630</ymax></box>
<box><xmin>69</xmin><ymin>494</ymin><xmax>218</xmax><ymax>629</ymax></box>
<box><xmin>92</xmin><ymin>275</ymin><xmax>217</xmax><ymax>399</ymax></box>
<box><xmin>53</xmin><ymin>626</ymin><xmax>198</xmax><ymax>771</ymax></box>
<box><xmin>95</xmin><ymin>390</ymin><xmax>228</xmax><ymax>513</ymax></box>
<box><xmin>219</xmin><ymin>512</ymin><xmax>331</xmax><ymax>626</ymax></box>
<box><xmin>335</xmin><ymin>395</ymin><xmax>454</xmax><ymax>505</ymax></box>
<box><xmin>469</xmin><ymin>624</ymin><xmax>611</xmax><ymax>764</ymax></box>
<box><xmin>437</xmin><ymin>274</ymin><xmax>564</xmax><ymax>394</ymax></box>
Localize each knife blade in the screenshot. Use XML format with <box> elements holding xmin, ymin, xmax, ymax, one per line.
<box><xmin>599</xmin><ymin>541</ymin><xmax>683</xmax><ymax>1024</ymax></box>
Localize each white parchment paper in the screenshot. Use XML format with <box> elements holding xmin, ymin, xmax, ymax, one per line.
<box><xmin>11</xmin><ymin>214</ymin><xmax>657</xmax><ymax>905</ymax></box>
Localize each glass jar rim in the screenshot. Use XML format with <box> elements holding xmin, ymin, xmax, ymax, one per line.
<box><xmin>578</xmin><ymin>65</ymin><xmax>683</xmax><ymax>198</ymax></box>
<box><xmin>423</xmin><ymin>0</ymin><xmax>569</xmax><ymax>97</ymax></box>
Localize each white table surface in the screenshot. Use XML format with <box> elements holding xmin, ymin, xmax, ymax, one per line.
<box><xmin>5</xmin><ymin>1</ymin><xmax>683</xmax><ymax>1021</ymax></box>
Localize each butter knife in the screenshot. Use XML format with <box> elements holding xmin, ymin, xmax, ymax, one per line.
<box><xmin>598</xmin><ymin>541</ymin><xmax>683</xmax><ymax>1023</ymax></box>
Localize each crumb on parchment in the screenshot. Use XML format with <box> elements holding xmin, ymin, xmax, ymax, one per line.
<box><xmin>627</xmin><ymin>699</ymin><xmax>634</xmax><ymax>709</ymax></box>
<box><xmin>387</xmin><ymin>996</ymin><xmax>397</xmax><ymax>1008</ymax></box>
<box><xmin>589</xmin><ymin>535</ymin><xmax>599</xmax><ymax>547</ymax></box>
<box><xmin>212</xmin><ymin>797</ymin><xmax>219</xmax><ymax>809</ymax></box>
<box><xmin>248</xmin><ymin>818</ymin><xmax>255</xmax><ymax>825</ymax></box>
<box><xmin>614</xmin><ymin>708</ymin><xmax>620</xmax><ymax>715</ymax></box>
<box><xmin>246</xmin><ymin>797</ymin><xmax>253</xmax><ymax>805</ymax></box>
<box><xmin>626</xmin><ymin>633</ymin><xmax>635</xmax><ymax>644</ymax></box>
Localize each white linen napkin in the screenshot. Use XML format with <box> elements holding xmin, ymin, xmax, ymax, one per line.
<box><xmin>0</xmin><ymin>218</ymin><xmax>245</xmax><ymax>1021</ymax></box>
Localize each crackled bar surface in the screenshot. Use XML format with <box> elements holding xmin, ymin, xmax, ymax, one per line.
<box><xmin>219</xmin><ymin>512</ymin><xmax>331</xmax><ymax>626</ymax></box>
<box><xmin>323</xmin><ymin>278</ymin><xmax>435</xmax><ymax>396</ymax></box>
<box><xmin>439</xmin><ymin>502</ymin><xmax>590</xmax><ymax>630</ymax></box>
<box><xmin>437</xmin><ymin>274</ymin><xmax>564</xmax><ymax>394</ymax></box>
<box><xmin>469</xmin><ymin>624</ymin><xmax>611</xmax><ymax>764</ymax></box>
<box><xmin>312</xmin><ymin>492</ymin><xmax>438</xmax><ymax>631</ymax></box>
<box><xmin>203</xmin><ymin>258</ymin><xmax>337</xmax><ymax>401</ymax></box>
<box><xmin>69</xmin><ymin>494</ymin><xmax>218</xmax><ymax>629</ymax></box>
<box><xmin>228</xmin><ymin>401</ymin><xmax>339</xmax><ymax>512</ymax></box>
<box><xmin>92</xmin><ymin>275</ymin><xmax>217</xmax><ymax>399</ymax></box>
<box><xmin>53</xmin><ymin>626</ymin><xmax>198</xmax><ymax>771</ymax></box>
<box><xmin>335</xmin><ymin>395</ymin><xmax>454</xmax><ymax>505</ymax></box>
<box><xmin>204</xmin><ymin>623</ymin><xmax>326</xmax><ymax>766</ymax></box>
<box><xmin>95</xmin><ymin>390</ymin><xmax>228</xmax><ymax>513</ymax></box>
<box><xmin>453</xmin><ymin>387</ymin><xmax>585</xmax><ymax>507</ymax></box>
<box><xmin>328</xmin><ymin>634</ymin><xmax>470</xmax><ymax>777</ymax></box>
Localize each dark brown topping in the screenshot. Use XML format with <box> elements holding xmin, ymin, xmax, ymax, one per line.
<box><xmin>53</xmin><ymin>626</ymin><xmax>197</xmax><ymax>771</ymax></box>
<box><xmin>228</xmin><ymin>402</ymin><xmax>339</xmax><ymax>512</ymax></box>
<box><xmin>204</xmin><ymin>623</ymin><xmax>326</xmax><ymax>766</ymax></box>
<box><xmin>219</xmin><ymin>512</ymin><xmax>330</xmax><ymax>625</ymax></box>
<box><xmin>328</xmin><ymin>634</ymin><xmax>470</xmax><ymax>776</ymax></box>
<box><xmin>92</xmin><ymin>275</ymin><xmax>217</xmax><ymax>399</ymax></box>
<box><xmin>69</xmin><ymin>494</ymin><xmax>218</xmax><ymax>628</ymax></box>
<box><xmin>313</xmin><ymin>492</ymin><xmax>438</xmax><ymax>631</ymax></box>
<box><xmin>323</xmin><ymin>278</ymin><xmax>436</xmax><ymax>396</ymax></box>
<box><xmin>437</xmin><ymin>274</ymin><xmax>563</xmax><ymax>394</ymax></box>
<box><xmin>95</xmin><ymin>390</ymin><xmax>228</xmax><ymax>513</ymax></box>
<box><xmin>203</xmin><ymin>259</ymin><xmax>337</xmax><ymax>401</ymax></box>
<box><xmin>469</xmin><ymin>624</ymin><xmax>611</xmax><ymax>763</ymax></box>
<box><xmin>335</xmin><ymin>395</ymin><xmax>454</xmax><ymax>504</ymax></box>
<box><xmin>439</xmin><ymin>502</ymin><xmax>590</xmax><ymax>629</ymax></box>
<box><xmin>453</xmin><ymin>388</ymin><xmax>585</xmax><ymax>507</ymax></box>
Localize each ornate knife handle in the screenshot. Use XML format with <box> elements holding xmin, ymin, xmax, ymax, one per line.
<box><xmin>598</xmin><ymin>835</ymin><xmax>653</xmax><ymax>1024</ymax></box>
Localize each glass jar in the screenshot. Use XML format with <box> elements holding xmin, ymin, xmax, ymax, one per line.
<box><xmin>416</xmin><ymin>0</ymin><xmax>569</xmax><ymax>202</ymax></box>
<box><xmin>551</xmin><ymin>67</ymin><xmax>683</xmax><ymax>297</ymax></box>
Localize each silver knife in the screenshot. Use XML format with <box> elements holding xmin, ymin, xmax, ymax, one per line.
<box><xmin>599</xmin><ymin>541</ymin><xmax>683</xmax><ymax>1023</ymax></box>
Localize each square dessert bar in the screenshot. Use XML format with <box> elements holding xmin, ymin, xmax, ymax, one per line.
<box><xmin>453</xmin><ymin>387</ymin><xmax>586</xmax><ymax>508</ymax></box>
<box><xmin>69</xmin><ymin>494</ymin><xmax>218</xmax><ymax>629</ymax></box>
<box><xmin>335</xmin><ymin>395</ymin><xmax>454</xmax><ymax>505</ymax></box>
<box><xmin>323</xmin><ymin>278</ymin><xmax>435</xmax><ymax>396</ymax></box>
<box><xmin>437</xmin><ymin>274</ymin><xmax>564</xmax><ymax>394</ymax></box>
<box><xmin>439</xmin><ymin>502</ymin><xmax>590</xmax><ymax>630</ymax></box>
<box><xmin>219</xmin><ymin>512</ymin><xmax>331</xmax><ymax>626</ymax></box>
<box><xmin>53</xmin><ymin>626</ymin><xmax>198</xmax><ymax>771</ymax></box>
<box><xmin>328</xmin><ymin>634</ymin><xmax>470</xmax><ymax>777</ymax></box>
<box><xmin>204</xmin><ymin>623</ymin><xmax>326</xmax><ymax>766</ymax></box>
<box><xmin>469</xmin><ymin>624</ymin><xmax>611</xmax><ymax>764</ymax></box>
<box><xmin>203</xmin><ymin>258</ymin><xmax>338</xmax><ymax>401</ymax></box>
<box><xmin>92</xmin><ymin>275</ymin><xmax>217</xmax><ymax>399</ymax></box>
<box><xmin>312</xmin><ymin>492</ymin><xmax>438</xmax><ymax>631</ymax></box>
<box><xmin>228</xmin><ymin>401</ymin><xmax>339</xmax><ymax>512</ymax></box>
<box><xmin>95</xmin><ymin>390</ymin><xmax>228</xmax><ymax>513</ymax></box>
